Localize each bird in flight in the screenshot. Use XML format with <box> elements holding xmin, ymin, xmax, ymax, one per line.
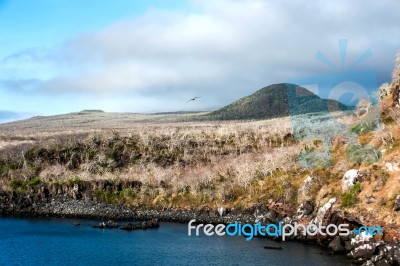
<box><xmin>186</xmin><ymin>96</ymin><xmax>201</xmax><ymax>103</ymax></box>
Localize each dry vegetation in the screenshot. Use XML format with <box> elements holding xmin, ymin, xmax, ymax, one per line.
<box><xmin>0</xmin><ymin>117</ymin><xmax>303</xmax><ymax>208</ymax></box>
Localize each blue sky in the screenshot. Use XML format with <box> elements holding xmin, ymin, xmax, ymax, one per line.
<box><xmin>0</xmin><ymin>0</ymin><xmax>399</xmax><ymax>122</ymax></box>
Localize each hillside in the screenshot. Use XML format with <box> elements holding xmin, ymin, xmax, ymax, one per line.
<box><xmin>206</xmin><ymin>83</ymin><xmax>351</xmax><ymax>120</ymax></box>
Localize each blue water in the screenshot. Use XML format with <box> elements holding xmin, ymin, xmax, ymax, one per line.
<box><xmin>0</xmin><ymin>217</ymin><xmax>350</xmax><ymax>266</ymax></box>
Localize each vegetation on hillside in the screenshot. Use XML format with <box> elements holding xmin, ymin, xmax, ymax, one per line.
<box><xmin>204</xmin><ymin>83</ymin><xmax>352</xmax><ymax>120</ymax></box>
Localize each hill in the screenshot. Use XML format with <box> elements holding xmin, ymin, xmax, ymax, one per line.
<box><xmin>205</xmin><ymin>83</ymin><xmax>351</xmax><ymax>120</ymax></box>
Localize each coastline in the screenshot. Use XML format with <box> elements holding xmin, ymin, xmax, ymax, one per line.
<box><xmin>1</xmin><ymin>193</ymin><xmax>399</xmax><ymax>265</ymax></box>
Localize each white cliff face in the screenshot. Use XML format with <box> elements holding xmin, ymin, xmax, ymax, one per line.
<box><xmin>342</xmin><ymin>169</ymin><xmax>361</xmax><ymax>192</ymax></box>
<box><xmin>298</xmin><ymin>175</ymin><xmax>317</xmax><ymax>201</ymax></box>
<box><xmin>314</xmin><ymin>197</ymin><xmax>336</xmax><ymax>225</ymax></box>
<box><xmin>296</xmin><ymin>201</ymin><xmax>313</xmax><ymax>219</ymax></box>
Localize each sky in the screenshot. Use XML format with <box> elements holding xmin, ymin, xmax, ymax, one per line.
<box><xmin>0</xmin><ymin>0</ymin><xmax>399</xmax><ymax>121</ymax></box>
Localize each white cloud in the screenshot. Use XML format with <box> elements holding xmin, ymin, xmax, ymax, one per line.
<box><xmin>1</xmin><ymin>0</ymin><xmax>400</xmax><ymax>113</ymax></box>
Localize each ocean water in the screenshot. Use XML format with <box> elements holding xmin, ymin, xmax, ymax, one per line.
<box><xmin>0</xmin><ymin>217</ymin><xmax>350</xmax><ymax>266</ymax></box>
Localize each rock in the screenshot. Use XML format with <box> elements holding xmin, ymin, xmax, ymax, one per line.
<box><xmin>384</xmin><ymin>162</ymin><xmax>400</xmax><ymax>172</ymax></box>
<box><xmin>265</xmin><ymin>210</ymin><xmax>277</xmax><ymax>223</ymax></box>
<box><xmin>351</xmin><ymin>243</ymin><xmax>376</xmax><ymax>260</ymax></box>
<box><xmin>345</xmin><ymin>240</ymin><xmax>352</xmax><ymax>251</ymax></box>
<box><xmin>393</xmin><ymin>195</ymin><xmax>400</xmax><ymax>211</ymax></box>
<box><xmin>253</xmin><ymin>208</ymin><xmax>261</xmax><ymax>218</ymax></box>
<box><xmin>361</xmin><ymin>261</ymin><xmax>374</xmax><ymax>266</ymax></box>
<box><xmin>371</xmin><ymin>255</ymin><xmax>384</xmax><ymax>263</ymax></box>
<box><xmin>93</xmin><ymin>222</ymin><xmax>107</xmax><ymax>229</ymax></box>
<box><xmin>313</xmin><ymin>197</ymin><xmax>336</xmax><ymax>226</ymax></box>
<box><xmin>351</xmin><ymin>233</ymin><xmax>375</xmax><ymax>250</ymax></box>
<box><xmin>342</xmin><ymin>169</ymin><xmax>362</xmax><ymax>192</ymax></box>
<box><xmin>120</xmin><ymin>219</ymin><xmax>160</xmax><ymax>231</ymax></box>
<box><xmin>372</xmin><ymin>255</ymin><xmax>391</xmax><ymax>266</ymax></box>
<box><xmin>378</xmin><ymin>243</ymin><xmax>400</xmax><ymax>265</ymax></box>
<box><xmin>375</xmin><ymin>259</ymin><xmax>391</xmax><ymax>266</ymax></box>
<box><xmin>365</xmin><ymin>195</ymin><xmax>376</xmax><ymax>204</ymax></box>
<box><xmin>353</xmin><ymin>258</ymin><xmax>367</xmax><ymax>264</ymax></box>
<box><xmin>281</xmin><ymin>216</ymin><xmax>292</xmax><ymax>225</ymax></box>
<box><xmin>329</xmin><ymin>236</ymin><xmax>345</xmax><ymax>253</ymax></box>
<box><xmin>298</xmin><ymin>176</ymin><xmax>317</xmax><ymax>201</ymax></box>
<box><xmin>296</xmin><ymin>201</ymin><xmax>313</xmax><ymax>218</ymax></box>
<box><xmin>217</xmin><ymin>207</ymin><xmax>226</xmax><ymax>217</ymax></box>
<box><xmin>92</xmin><ymin>220</ymin><xmax>119</xmax><ymax>229</ymax></box>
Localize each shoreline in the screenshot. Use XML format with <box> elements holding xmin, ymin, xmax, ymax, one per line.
<box><xmin>2</xmin><ymin>195</ymin><xmax>399</xmax><ymax>265</ymax></box>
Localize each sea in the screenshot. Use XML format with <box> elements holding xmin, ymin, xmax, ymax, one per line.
<box><xmin>0</xmin><ymin>217</ymin><xmax>350</xmax><ymax>265</ymax></box>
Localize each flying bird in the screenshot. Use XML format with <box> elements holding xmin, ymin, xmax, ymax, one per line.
<box><xmin>186</xmin><ymin>96</ymin><xmax>201</xmax><ymax>103</ymax></box>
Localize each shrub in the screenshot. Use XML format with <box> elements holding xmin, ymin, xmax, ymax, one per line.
<box><xmin>347</xmin><ymin>144</ymin><xmax>380</xmax><ymax>164</ymax></box>
<box><xmin>9</xmin><ymin>179</ymin><xmax>25</xmax><ymax>191</ymax></box>
<box><xmin>66</xmin><ymin>176</ymin><xmax>80</xmax><ymax>185</ymax></box>
<box><xmin>93</xmin><ymin>190</ymin><xmax>120</xmax><ymax>204</ymax></box>
<box><xmin>26</xmin><ymin>177</ymin><xmax>42</xmax><ymax>187</ymax></box>
<box><xmin>341</xmin><ymin>182</ymin><xmax>361</xmax><ymax>207</ymax></box>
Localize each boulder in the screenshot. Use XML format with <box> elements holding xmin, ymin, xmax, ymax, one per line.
<box><xmin>217</xmin><ymin>207</ymin><xmax>226</xmax><ymax>217</ymax></box>
<box><xmin>328</xmin><ymin>236</ymin><xmax>345</xmax><ymax>253</ymax></box>
<box><xmin>351</xmin><ymin>233</ymin><xmax>375</xmax><ymax>250</ymax></box>
<box><xmin>265</xmin><ymin>210</ymin><xmax>277</xmax><ymax>223</ymax></box>
<box><xmin>296</xmin><ymin>201</ymin><xmax>313</xmax><ymax>218</ymax></box>
<box><xmin>372</xmin><ymin>255</ymin><xmax>391</xmax><ymax>266</ymax></box>
<box><xmin>342</xmin><ymin>169</ymin><xmax>362</xmax><ymax>192</ymax></box>
<box><xmin>314</xmin><ymin>198</ymin><xmax>336</xmax><ymax>226</ymax></box>
<box><xmin>351</xmin><ymin>243</ymin><xmax>376</xmax><ymax>260</ymax></box>
<box><xmin>375</xmin><ymin>259</ymin><xmax>391</xmax><ymax>266</ymax></box>
<box><xmin>378</xmin><ymin>243</ymin><xmax>400</xmax><ymax>265</ymax></box>
<box><xmin>298</xmin><ymin>176</ymin><xmax>317</xmax><ymax>201</ymax></box>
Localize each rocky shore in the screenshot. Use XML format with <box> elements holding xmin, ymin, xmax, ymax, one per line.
<box><xmin>1</xmin><ymin>191</ymin><xmax>399</xmax><ymax>265</ymax></box>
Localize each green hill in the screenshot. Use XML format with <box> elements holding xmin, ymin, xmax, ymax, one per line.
<box><xmin>205</xmin><ymin>83</ymin><xmax>351</xmax><ymax>120</ymax></box>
